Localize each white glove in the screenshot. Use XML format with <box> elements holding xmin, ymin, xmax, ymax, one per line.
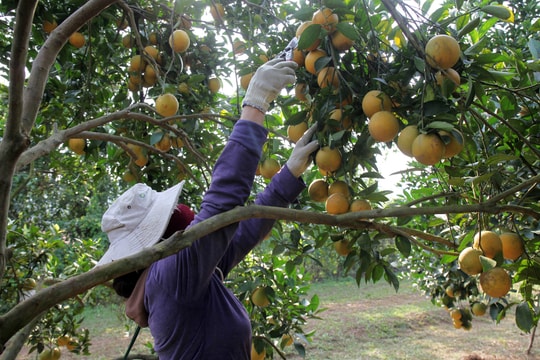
<box><xmin>243</xmin><ymin>58</ymin><xmax>298</xmax><ymax>113</ymax></box>
<box><xmin>286</xmin><ymin>124</ymin><xmax>319</xmax><ymax>178</ymax></box>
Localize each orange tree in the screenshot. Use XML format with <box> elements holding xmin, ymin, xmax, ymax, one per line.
<box><xmin>0</xmin><ymin>0</ymin><xmax>539</xmax><ymax>358</ymax></box>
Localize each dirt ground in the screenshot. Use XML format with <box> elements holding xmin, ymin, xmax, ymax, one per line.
<box><xmin>17</xmin><ymin>290</ymin><xmax>540</xmax><ymax>360</ymax></box>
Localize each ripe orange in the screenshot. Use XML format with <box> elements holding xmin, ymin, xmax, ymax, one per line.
<box><xmin>292</xmin><ymin>48</ymin><xmax>306</xmax><ymax>66</ymax></box>
<box><xmin>39</xmin><ymin>347</ymin><xmax>61</xmax><ymax>360</ymax></box>
<box><xmin>56</xmin><ymin>335</ymin><xmax>70</xmax><ymax>347</ymax></box>
<box><xmin>127</xmin><ymin>144</ymin><xmax>148</xmax><ymax>167</ymax></box>
<box><xmin>439</xmin><ymin>130</ymin><xmax>464</xmax><ymax>158</ymax></box>
<box><xmin>240</xmin><ymin>72</ymin><xmax>253</xmax><ymax>90</ymax></box>
<box><xmin>171</xmin><ymin>136</ymin><xmax>184</xmax><ymax>148</ymax></box>
<box><xmin>312</xmin><ymin>7</ymin><xmax>339</xmax><ymax>33</ymax></box>
<box><xmin>251</xmin><ymin>343</ymin><xmax>266</xmax><ymax>360</ymax></box>
<box><xmin>473</xmin><ymin>230</ymin><xmax>502</xmax><ymax>259</ymax></box>
<box><xmin>208</xmin><ymin>77</ymin><xmax>221</xmax><ymax>93</ymax></box>
<box><xmin>350</xmin><ymin>199</ymin><xmax>372</xmax><ymax>212</ymax></box>
<box><xmin>68</xmin><ymin>138</ymin><xmax>86</xmax><ymax>155</ymax></box>
<box><xmin>368</xmin><ymin>111</ymin><xmax>400</xmax><ymax>142</ymax></box>
<box><xmin>317</xmin><ymin>66</ymin><xmax>340</xmax><ymax>90</ymax></box>
<box><xmin>122</xmin><ymin>170</ymin><xmax>137</xmax><ymax>183</ymax></box>
<box><xmin>315</xmin><ymin>146</ymin><xmax>341</xmax><ymax>175</ymax></box>
<box><xmin>325</xmin><ymin>193</ymin><xmax>350</xmax><ymax>214</ymax></box>
<box><xmin>329</xmin><ymin>108</ymin><xmax>352</xmax><ymax>130</ymax></box>
<box><xmin>308</xmin><ymin>179</ymin><xmax>329</xmax><ymax>202</ymax></box>
<box><xmin>328</xmin><ymin>180</ymin><xmax>350</xmax><ymax>199</ymax></box>
<box><xmin>43</xmin><ymin>19</ymin><xmax>58</xmax><ymax>34</ymax></box>
<box><xmin>169</xmin><ymin>29</ymin><xmax>190</xmax><ymax>53</ymax></box>
<box><xmin>479</xmin><ymin>267</ymin><xmax>511</xmax><ymax>298</ymax></box>
<box><xmin>281</xmin><ymin>334</ymin><xmax>294</xmax><ymax>347</ymax></box>
<box><xmin>260</xmin><ymin>158</ymin><xmax>281</xmax><ymax>179</ymax></box>
<box><xmin>178</xmin><ymin>82</ymin><xmax>190</xmax><ymax>95</ymax></box>
<box><xmin>331</xmin><ymin>28</ymin><xmax>354</xmax><ymax>52</ymax></box>
<box><xmin>296</xmin><ymin>21</ymin><xmax>321</xmax><ymax>51</ymax></box>
<box><xmin>129</xmin><ymin>55</ymin><xmax>146</xmax><ymax>72</ymax></box>
<box><xmin>361</xmin><ymin>90</ymin><xmax>392</xmax><ymax>118</ymax></box>
<box><xmin>411</xmin><ymin>133</ymin><xmax>446</xmax><ymax>165</ymax></box>
<box><xmin>143</xmin><ymin>45</ymin><xmax>160</xmax><ymax>61</ymax></box>
<box><xmin>450</xmin><ymin>308</ymin><xmax>462</xmax><ymax>320</ymax></box>
<box><xmin>499</xmin><ymin>232</ymin><xmax>525</xmax><ymax>261</ymax></box>
<box><xmin>397</xmin><ymin>125</ymin><xmax>419</xmax><ymax>157</ymax></box>
<box><xmin>458</xmin><ymin>247</ymin><xmax>483</xmax><ymax>276</ymax></box>
<box><xmin>209</xmin><ymin>3</ymin><xmax>225</xmax><ymax>23</ymax></box>
<box><xmin>251</xmin><ymin>287</ymin><xmax>270</xmax><ymax>307</ymax></box>
<box><xmin>295</xmin><ymin>83</ymin><xmax>308</xmax><ymax>102</ymax></box>
<box><xmin>334</xmin><ymin>239</ymin><xmax>352</xmax><ymax>256</ymax></box>
<box><xmin>156</xmin><ymin>93</ymin><xmax>179</xmax><ymax>117</ymax></box>
<box><xmin>143</xmin><ymin>65</ymin><xmax>157</xmax><ymax>86</ymax></box>
<box><xmin>69</xmin><ymin>32</ymin><xmax>85</xmax><ymax>48</ymax></box>
<box><xmin>436</xmin><ymin>68</ymin><xmax>461</xmax><ymax>86</ymax></box>
<box><xmin>148</xmin><ymin>32</ymin><xmax>159</xmax><ymax>45</ymax></box>
<box><xmin>155</xmin><ymin>134</ymin><xmax>172</xmax><ymax>152</ymax></box>
<box><xmin>425</xmin><ymin>34</ymin><xmax>461</xmax><ymax>70</ymax></box>
<box><xmin>122</xmin><ymin>34</ymin><xmax>134</xmax><ymax>48</ymax></box>
<box><xmin>305</xmin><ymin>49</ymin><xmax>327</xmax><ymax>75</ymax></box>
<box><xmin>287</xmin><ymin>122</ymin><xmax>308</xmax><ymax>143</ymax></box>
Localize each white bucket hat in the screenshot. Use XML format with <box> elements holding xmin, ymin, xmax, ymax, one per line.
<box><xmin>96</xmin><ymin>181</ymin><xmax>185</xmax><ymax>266</ymax></box>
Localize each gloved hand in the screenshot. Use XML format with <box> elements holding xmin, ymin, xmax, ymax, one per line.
<box><xmin>286</xmin><ymin>124</ymin><xmax>319</xmax><ymax>178</ymax></box>
<box><xmin>242</xmin><ymin>58</ymin><xmax>298</xmax><ymax>113</ymax></box>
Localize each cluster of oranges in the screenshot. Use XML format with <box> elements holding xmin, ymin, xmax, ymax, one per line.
<box><xmin>308</xmin><ymin>179</ymin><xmax>372</xmax><ymax>216</ymax></box>
<box><xmin>458</xmin><ymin>230</ymin><xmax>524</xmax><ymax>299</ymax></box>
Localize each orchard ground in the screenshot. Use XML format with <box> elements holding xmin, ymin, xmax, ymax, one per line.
<box><xmin>17</xmin><ymin>279</ymin><xmax>538</xmax><ymax>360</ymax></box>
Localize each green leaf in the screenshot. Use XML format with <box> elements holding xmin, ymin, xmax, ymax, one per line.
<box><xmin>480</xmin><ymin>5</ymin><xmax>512</xmax><ymax>22</ymax></box>
<box><xmin>457</xmin><ymin>17</ymin><xmax>481</xmax><ymax>39</ymax></box>
<box><xmin>485</xmin><ymin>153</ymin><xmax>518</xmax><ymax>165</ymax></box>
<box><xmin>335</xmin><ymin>21</ymin><xmax>359</xmax><ymax>40</ymax></box>
<box><xmin>395</xmin><ymin>235</ymin><xmax>411</xmax><ymax>257</ymax></box>
<box><xmin>425</xmin><ymin>121</ymin><xmax>455</xmax><ymax>132</ymax></box>
<box><xmin>423</xmin><ymin>101</ymin><xmax>451</xmax><ymax>117</ymax></box>
<box><xmin>528</xmin><ymin>39</ymin><xmax>540</xmax><ymax>60</ymax></box>
<box><xmin>297</xmin><ymin>24</ymin><xmax>322</xmax><ymax>50</ymax></box>
<box><xmin>515</xmin><ymin>302</ymin><xmax>534</xmax><ymax>333</ymax></box>
<box><xmin>479</xmin><ymin>255</ymin><xmax>497</xmax><ymax>272</ymax></box>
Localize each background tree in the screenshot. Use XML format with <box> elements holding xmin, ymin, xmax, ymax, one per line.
<box><xmin>0</xmin><ymin>0</ymin><xmax>538</xmax><ymax>358</ymax></box>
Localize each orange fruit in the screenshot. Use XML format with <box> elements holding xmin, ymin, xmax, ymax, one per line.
<box><xmin>129</xmin><ymin>55</ymin><xmax>146</xmax><ymax>72</ymax></box>
<box><xmin>450</xmin><ymin>308</ymin><xmax>462</xmax><ymax>320</ymax></box>
<box><xmin>171</xmin><ymin>136</ymin><xmax>184</xmax><ymax>148</ymax></box>
<box><xmin>292</xmin><ymin>48</ymin><xmax>305</xmax><ymax>66</ymax></box>
<box><xmin>317</xmin><ymin>66</ymin><xmax>340</xmax><ymax>90</ymax></box>
<box><xmin>143</xmin><ymin>65</ymin><xmax>158</xmax><ymax>86</ymax></box>
<box><xmin>156</xmin><ymin>93</ymin><xmax>179</xmax><ymax>117</ymax></box>
<box><xmin>143</xmin><ymin>45</ymin><xmax>160</xmax><ymax>61</ymax></box>
<box><xmin>328</xmin><ymin>180</ymin><xmax>350</xmax><ymax>199</ymax></box>
<box><xmin>56</xmin><ymin>335</ymin><xmax>70</xmax><ymax>347</ymax></box>
<box><xmin>315</xmin><ymin>146</ymin><xmax>341</xmax><ymax>175</ymax></box>
<box><xmin>425</xmin><ymin>34</ymin><xmax>461</xmax><ymax>70</ymax></box>
<box><xmin>43</xmin><ymin>19</ymin><xmax>58</xmax><ymax>34</ymax></box>
<box><xmin>361</xmin><ymin>90</ymin><xmax>392</xmax><ymax>118</ymax></box>
<box><xmin>439</xmin><ymin>130</ymin><xmax>464</xmax><ymax>158</ymax></box>
<box><xmin>397</xmin><ymin>125</ymin><xmax>419</xmax><ymax>157</ymax></box>
<box><xmin>251</xmin><ymin>287</ymin><xmax>270</xmax><ymax>307</ymax></box>
<box><xmin>39</xmin><ymin>347</ymin><xmax>61</xmax><ymax>360</ymax></box>
<box><xmin>368</xmin><ymin>111</ymin><xmax>400</xmax><ymax>142</ymax></box>
<box><xmin>329</xmin><ymin>108</ymin><xmax>352</xmax><ymax>130</ymax></box>
<box><xmin>325</xmin><ymin>193</ymin><xmax>350</xmax><ymax>214</ymax></box>
<box><xmin>305</xmin><ymin>49</ymin><xmax>327</xmax><ymax>75</ymax></box>
<box><xmin>295</xmin><ymin>83</ymin><xmax>308</xmax><ymax>102</ymax></box>
<box><xmin>296</xmin><ymin>21</ymin><xmax>321</xmax><ymax>51</ymax></box>
<box><xmin>473</xmin><ymin>230</ymin><xmax>502</xmax><ymax>259</ymax></box>
<box><xmin>350</xmin><ymin>199</ymin><xmax>371</xmax><ymax>212</ymax></box>
<box><xmin>479</xmin><ymin>267</ymin><xmax>512</xmax><ymax>298</ymax></box>
<box><xmin>69</xmin><ymin>32</ymin><xmax>85</xmax><ymax>48</ymax></box>
<box><xmin>331</xmin><ymin>28</ymin><xmax>354</xmax><ymax>52</ymax></box>
<box><xmin>240</xmin><ymin>72</ymin><xmax>253</xmax><ymax>90</ymax></box>
<box><xmin>499</xmin><ymin>232</ymin><xmax>525</xmax><ymax>261</ymax></box>
<box><xmin>127</xmin><ymin>144</ymin><xmax>148</xmax><ymax>167</ymax></box>
<box><xmin>334</xmin><ymin>239</ymin><xmax>352</xmax><ymax>256</ymax></box>
<box><xmin>169</xmin><ymin>29</ymin><xmax>190</xmax><ymax>53</ymax></box>
<box><xmin>308</xmin><ymin>179</ymin><xmax>329</xmax><ymax>202</ymax></box>
<box><xmin>458</xmin><ymin>247</ymin><xmax>483</xmax><ymax>276</ymax></box>
<box><xmin>312</xmin><ymin>7</ymin><xmax>339</xmax><ymax>33</ymax></box>
<box><xmin>148</xmin><ymin>32</ymin><xmax>159</xmax><ymax>45</ymax></box>
<box><xmin>68</xmin><ymin>138</ymin><xmax>85</xmax><ymax>155</ymax></box>
<box><xmin>411</xmin><ymin>133</ymin><xmax>445</xmax><ymax>165</ymax></box>
<box><xmin>208</xmin><ymin>77</ymin><xmax>221</xmax><ymax>93</ymax></box>
<box><xmin>471</xmin><ymin>302</ymin><xmax>487</xmax><ymax>316</ymax></box>
<box><xmin>251</xmin><ymin>343</ymin><xmax>266</xmax><ymax>360</ymax></box>
<box><xmin>122</xmin><ymin>170</ymin><xmax>137</xmax><ymax>182</ymax></box>
<box><xmin>436</xmin><ymin>68</ymin><xmax>461</xmax><ymax>86</ymax></box>
<box><xmin>155</xmin><ymin>134</ymin><xmax>172</xmax><ymax>152</ymax></box>
<box><xmin>281</xmin><ymin>334</ymin><xmax>294</xmax><ymax>347</ymax></box>
<box><xmin>260</xmin><ymin>158</ymin><xmax>281</xmax><ymax>179</ymax></box>
<box><xmin>122</xmin><ymin>34</ymin><xmax>134</xmax><ymax>48</ymax></box>
<box><xmin>287</xmin><ymin>122</ymin><xmax>308</xmax><ymax>143</ymax></box>
<box><xmin>209</xmin><ymin>3</ymin><xmax>225</xmax><ymax>23</ymax></box>
<box><xmin>233</xmin><ymin>40</ymin><xmax>245</xmax><ymax>54</ymax></box>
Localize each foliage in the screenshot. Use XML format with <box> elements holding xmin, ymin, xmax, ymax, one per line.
<box><xmin>0</xmin><ymin>0</ymin><xmax>539</xmax><ymax>358</ymax></box>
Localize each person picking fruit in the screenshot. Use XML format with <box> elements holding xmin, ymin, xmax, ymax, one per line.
<box><xmin>96</xmin><ymin>57</ymin><xmax>318</xmax><ymax>359</ymax></box>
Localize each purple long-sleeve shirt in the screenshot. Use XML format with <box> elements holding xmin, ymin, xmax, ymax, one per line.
<box><xmin>144</xmin><ymin>120</ymin><xmax>305</xmax><ymax>359</ymax></box>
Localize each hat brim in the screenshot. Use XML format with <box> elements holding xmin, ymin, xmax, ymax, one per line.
<box><xmin>96</xmin><ymin>181</ymin><xmax>185</xmax><ymax>267</ymax></box>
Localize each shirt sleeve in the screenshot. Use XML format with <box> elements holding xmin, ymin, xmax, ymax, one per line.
<box><xmin>150</xmin><ymin>120</ymin><xmax>267</xmax><ymax>302</ymax></box>
<box><xmin>217</xmin><ymin>164</ymin><xmax>306</xmax><ymax>276</ymax></box>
